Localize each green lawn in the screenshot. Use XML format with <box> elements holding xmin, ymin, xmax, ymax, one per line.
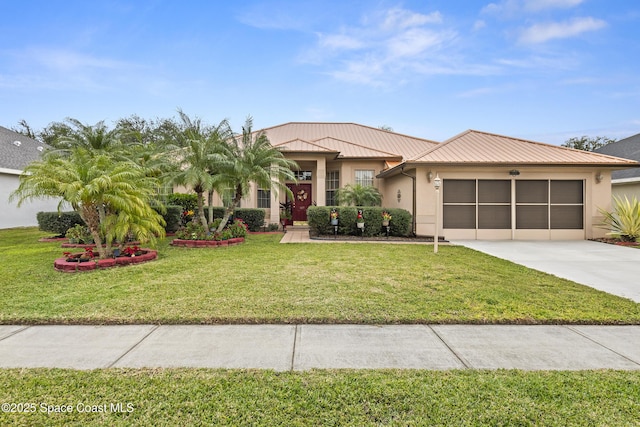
<box><xmin>2</xmin><ymin>227</ymin><xmax>640</xmax><ymax>425</ymax></box>
<box><xmin>1</xmin><ymin>369</ymin><xmax>639</xmax><ymax>426</ymax></box>
<box><xmin>0</xmin><ymin>227</ymin><xmax>638</xmax><ymax>324</ymax></box>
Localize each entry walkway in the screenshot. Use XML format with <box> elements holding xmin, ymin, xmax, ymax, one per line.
<box><xmin>1</xmin><ymin>324</ymin><xmax>639</xmax><ymax>370</ymax></box>
<box><xmin>453</xmin><ymin>240</ymin><xmax>640</xmax><ymax>303</ymax></box>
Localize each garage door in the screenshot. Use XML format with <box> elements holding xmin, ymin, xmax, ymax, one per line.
<box><xmin>443</xmin><ymin>179</ymin><xmax>584</xmax><ymax>239</ymax></box>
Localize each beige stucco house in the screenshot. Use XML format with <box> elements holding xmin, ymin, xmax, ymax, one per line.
<box><xmin>203</xmin><ymin>122</ymin><xmax>640</xmax><ymax>240</ymax></box>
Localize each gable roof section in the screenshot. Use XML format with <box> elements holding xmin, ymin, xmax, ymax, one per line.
<box><xmin>593</xmin><ymin>133</ymin><xmax>640</xmax><ymax>180</ymax></box>
<box><xmin>0</xmin><ymin>125</ymin><xmax>48</xmax><ymax>172</ymax></box>
<box><xmin>272</xmin><ymin>138</ymin><xmax>338</xmax><ymax>154</ymax></box>
<box><xmin>409</xmin><ymin>130</ymin><xmax>640</xmax><ymax>166</ymax></box>
<box><xmin>261</xmin><ymin>122</ymin><xmax>438</xmax><ymax>160</ymax></box>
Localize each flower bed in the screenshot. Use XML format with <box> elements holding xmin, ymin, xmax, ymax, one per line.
<box><xmin>171</xmin><ymin>237</ymin><xmax>244</xmax><ymax>247</ymax></box>
<box><xmin>54</xmin><ymin>249</ymin><xmax>157</xmax><ymax>272</ymax></box>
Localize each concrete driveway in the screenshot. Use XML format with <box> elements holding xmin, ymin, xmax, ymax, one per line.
<box><xmin>452</xmin><ymin>240</ymin><xmax>640</xmax><ymax>303</ymax></box>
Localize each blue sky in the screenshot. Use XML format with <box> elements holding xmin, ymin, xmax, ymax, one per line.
<box><xmin>1</xmin><ymin>0</ymin><xmax>639</xmax><ymax>145</ymax></box>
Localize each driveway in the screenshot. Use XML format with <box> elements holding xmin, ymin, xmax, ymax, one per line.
<box><xmin>452</xmin><ymin>240</ymin><xmax>640</xmax><ymax>303</ymax></box>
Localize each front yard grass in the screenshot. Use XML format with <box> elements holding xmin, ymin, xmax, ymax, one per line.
<box><xmin>1</xmin><ymin>227</ymin><xmax>638</xmax><ymax>324</ymax></box>
<box><xmin>1</xmin><ymin>369</ymin><xmax>639</xmax><ymax>426</ymax></box>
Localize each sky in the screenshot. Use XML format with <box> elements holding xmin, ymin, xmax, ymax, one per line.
<box><xmin>1</xmin><ymin>0</ymin><xmax>639</xmax><ymax>145</ymax></box>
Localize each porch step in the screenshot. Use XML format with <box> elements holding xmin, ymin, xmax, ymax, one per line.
<box><xmin>287</xmin><ymin>224</ymin><xmax>310</xmax><ymax>230</ymax></box>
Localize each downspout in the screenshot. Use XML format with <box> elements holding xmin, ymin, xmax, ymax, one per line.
<box><xmin>400</xmin><ymin>166</ymin><xmax>417</xmax><ymax>236</ymax></box>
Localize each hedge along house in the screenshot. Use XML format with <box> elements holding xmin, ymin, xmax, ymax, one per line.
<box><xmin>0</xmin><ymin>126</ymin><xmax>59</xmax><ymax>229</ymax></box>
<box><xmin>181</xmin><ymin>122</ymin><xmax>638</xmax><ymax>240</ymax></box>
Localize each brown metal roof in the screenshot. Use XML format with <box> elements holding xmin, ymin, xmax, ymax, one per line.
<box><xmin>410</xmin><ymin>130</ymin><xmax>640</xmax><ymax>166</ymax></box>
<box><xmin>272</xmin><ymin>138</ymin><xmax>338</xmax><ymax>153</ymax></box>
<box><xmin>261</xmin><ymin>122</ymin><xmax>438</xmax><ymax>160</ymax></box>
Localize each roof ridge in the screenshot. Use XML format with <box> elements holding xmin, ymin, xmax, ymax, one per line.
<box><xmin>273</xmin><ymin>138</ymin><xmax>338</xmax><ymax>152</ymax></box>
<box><xmin>313</xmin><ymin>136</ymin><xmax>402</xmax><ymax>157</ymax></box>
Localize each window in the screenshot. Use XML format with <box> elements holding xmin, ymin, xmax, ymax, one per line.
<box><xmin>515</xmin><ymin>180</ymin><xmax>583</xmax><ymax>230</ymax></box>
<box><xmin>355</xmin><ymin>170</ymin><xmax>374</xmax><ymax>187</ymax></box>
<box><xmin>294</xmin><ymin>171</ymin><xmax>312</xmax><ymax>181</ymax></box>
<box><xmin>257</xmin><ymin>189</ymin><xmax>271</xmax><ymax>209</ymax></box>
<box><xmin>326</xmin><ymin>170</ymin><xmax>339</xmax><ymax>206</ymax></box>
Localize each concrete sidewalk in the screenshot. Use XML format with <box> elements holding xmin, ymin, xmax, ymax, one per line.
<box><xmin>1</xmin><ymin>324</ymin><xmax>638</xmax><ymax>371</ymax></box>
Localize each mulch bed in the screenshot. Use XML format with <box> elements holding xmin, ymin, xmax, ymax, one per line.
<box><xmin>311</xmin><ymin>234</ymin><xmax>447</xmax><ymax>243</ymax></box>
<box><xmin>590</xmin><ymin>238</ymin><xmax>640</xmax><ymax>248</ymax></box>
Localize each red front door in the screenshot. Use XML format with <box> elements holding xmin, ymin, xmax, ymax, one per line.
<box><xmin>287</xmin><ymin>183</ymin><xmax>312</xmax><ymax>222</ymax></box>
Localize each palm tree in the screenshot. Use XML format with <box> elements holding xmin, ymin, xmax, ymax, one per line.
<box><xmin>52</xmin><ymin>118</ymin><xmax>125</xmax><ymax>156</ymax></box>
<box><xmin>214</xmin><ymin>116</ymin><xmax>298</xmax><ymax>233</ymax></box>
<box><xmin>335</xmin><ymin>184</ymin><xmax>382</xmax><ymax>206</ymax></box>
<box><xmin>165</xmin><ymin>111</ymin><xmax>233</xmax><ymax>232</ymax></box>
<box><xmin>10</xmin><ymin>149</ymin><xmax>165</xmax><ymax>259</ymax></box>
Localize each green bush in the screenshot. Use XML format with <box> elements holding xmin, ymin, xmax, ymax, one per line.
<box><xmin>232</xmin><ymin>209</ymin><xmax>265</xmax><ymax>232</ymax></box>
<box><xmin>166</xmin><ymin>193</ymin><xmax>198</xmax><ymax>212</ymax></box>
<box><xmin>36</xmin><ymin>211</ymin><xmax>85</xmax><ymax>236</ymax></box>
<box><xmin>154</xmin><ymin>205</ymin><xmax>182</xmax><ymax>233</ymax></box>
<box><xmin>308</xmin><ymin>206</ymin><xmax>412</xmax><ymax>237</ymax></box>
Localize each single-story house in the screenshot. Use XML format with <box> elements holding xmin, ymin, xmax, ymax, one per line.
<box><xmin>212</xmin><ymin>122</ymin><xmax>638</xmax><ymax>240</ymax></box>
<box><xmin>0</xmin><ymin>125</ymin><xmax>59</xmax><ymax>229</ymax></box>
<box><xmin>593</xmin><ymin>133</ymin><xmax>640</xmax><ymax>201</ymax></box>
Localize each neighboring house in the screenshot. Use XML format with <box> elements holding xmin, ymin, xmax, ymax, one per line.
<box><xmin>216</xmin><ymin>122</ymin><xmax>638</xmax><ymax>240</ymax></box>
<box><xmin>0</xmin><ymin>125</ymin><xmax>59</xmax><ymax>229</ymax></box>
<box><xmin>593</xmin><ymin>133</ymin><xmax>640</xmax><ymax>201</ymax></box>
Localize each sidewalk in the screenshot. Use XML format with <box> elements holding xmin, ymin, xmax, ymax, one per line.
<box><xmin>1</xmin><ymin>324</ymin><xmax>639</xmax><ymax>370</ymax></box>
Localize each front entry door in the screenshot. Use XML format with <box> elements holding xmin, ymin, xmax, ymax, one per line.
<box><xmin>287</xmin><ymin>183</ymin><xmax>312</xmax><ymax>222</ymax></box>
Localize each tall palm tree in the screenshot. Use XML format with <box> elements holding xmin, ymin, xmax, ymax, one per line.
<box><xmin>10</xmin><ymin>149</ymin><xmax>165</xmax><ymax>259</ymax></box>
<box><xmin>52</xmin><ymin>118</ymin><xmax>125</xmax><ymax>156</ymax></box>
<box><xmin>214</xmin><ymin>116</ymin><xmax>298</xmax><ymax>233</ymax></box>
<box><xmin>165</xmin><ymin>112</ymin><xmax>233</xmax><ymax>232</ymax></box>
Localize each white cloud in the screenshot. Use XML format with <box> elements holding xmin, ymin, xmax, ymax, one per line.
<box><xmin>523</xmin><ymin>0</ymin><xmax>584</xmax><ymax>12</ymax></box>
<box><xmin>519</xmin><ymin>17</ymin><xmax>607</xmax><ymax>44</ymax></box>
<box><xmin>381</xmin><ymin>8</ymin><xmax>442</xmax><ymax>31</ymax></box>
<box><xmin>318</xmin><ymin>33</ymin><xmax>365</xmax><ymax>50</ymax></box>
<box><xmin>386</xmin><ymin>28</ymin><xmax>454</xmax><ymax>58</ymax></box>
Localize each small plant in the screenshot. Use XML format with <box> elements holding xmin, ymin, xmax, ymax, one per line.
<box><xmin>65</xmin><ymin>224</ymin><xmax>93</xmax><ymax>244</ymax></box>
<box><xmin>229</xmin><ymin>218</ymin><xmax>249</xmax><ymax>238</ymax></box>
<box><xmin>123</xmin><ymin>245</ymin><xmax>141</xmax><ymax>256</ymax></box>
<box><xmin>356</xmin><ymin>211</ymin><xmax>364</xmax><ymax>222</ymax></box>
<box><xmin>382</xmin><ymin>211</ymin><xmax>392</xmax><ymax>221</ymax></box>
<box><xmin>330</xmin><ymin>211</ymin><xmax>339</xmax><ymax>220</ymax></box>
<box><xmin>181</xmin><ymin>210</ymin><xmax>195</xmax><ymax>226</ymax></box>
<box><xmin>599</xmin><ymin>196</ymin><xmax>640</xmax><ymax>242</ymax></box>
<box><xmin>176</xmin><ymin>221</ymin><xmax>207</xmax><ymax>240</ymax></box>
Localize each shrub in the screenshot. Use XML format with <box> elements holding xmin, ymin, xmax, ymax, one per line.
<box><xmin>307</xmin><ymin>206</ymin><xmax>412</xmax><ymax>237</ymax></box>
<box><xmin>232</xmin><ymin>209</ymin><xmax>265</xmax><ymax>232</ymax></box>
<box><xmin>65</xmin><ymin>224</ymin><xmax>93</xmax><ymax>243</ymax></box>
<box><xmin>36</xmin><ymin>211</ymin><xmax>85</xmax><ymax>236</ymax></box>
<box><xmin>153</xmin><ymin>205</ymin><xmax>182</xmax><ymax>233</ymax></box>
<box><xmin>175</xmin><ymin>221</ymin><xmax>207</xmax><ymax>240</ymax></box>
<box><xmin>599</xmin><ymin>196</ymin><xmax>640</xmax><ymax>241</ymax></box>
<box><xmin>229</xmin><ymin>219</ymin><xmax>249</xmax><ymax>238</ymax></box>
<box><xmin>166</xmin><ymin>193</ymin><xmax>198</xmax><ymax>212</ymax></box>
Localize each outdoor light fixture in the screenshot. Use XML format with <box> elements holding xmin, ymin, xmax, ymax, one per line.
<box><xmin>595</xmin><ymin>172</ymin><xmax>603</xmax><ymax>183</ymax></box>
<box><xmin>509</xmin><ymin>169</ymin><xmax>520</xmax><ymax>176</ymax></box>
<box><xmin>397</xmin><ymin>189</ymin><xmax>402</xmax><ymax>203</ymax></box>
<box><xmin>427</xmin><ymin>171</ymin><xmax>433</xmax><ymax>182</ymax></box>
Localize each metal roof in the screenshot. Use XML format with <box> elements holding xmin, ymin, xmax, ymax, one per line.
<box><xmin>409</xmin><ymin>130</ymin><xmax>640</xmax><ymax>166</ymax></box>
<box><xmin>0</xmin><ymin>126</ymin><xmax>48</xmax><ymax>171</ymax></box>
<box><xmin>261</xmin><ymin>122</ymin><xmax>438</xmax><ymax>160</ymax></box>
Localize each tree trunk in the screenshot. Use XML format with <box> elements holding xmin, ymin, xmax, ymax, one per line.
<box><xmin>216</xmin><ymin>185</ymin><xmax>242</xmax><ymax>234</ymax></box>
<box><xmin>80</xmin><ymin>204</ymin><xmax>106</xmax><ymax>259</ymax></box>
<box><xmin>196</xmin><ymin>190</ymin><xmax>209</xmax><ymax>233</ymax></box>
<box><xmin>207</xmin><ymin>189</ymin><xmax>214</xmax><ymax>224</ymax></box>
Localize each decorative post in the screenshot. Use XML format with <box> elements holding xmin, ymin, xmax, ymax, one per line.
<box><xmin>382</xmin><ymin>211</ymin><xmax>391</xmax><ymax>238</ymax></box>
<box><xmin>356</xmin><ymin>209</ymin><xmax>365</xmax><ymax>238</ymax></box>
<box><xmin>330</xmin><ymin>209</ymin><xmax>339</xmax><ymax>238</ymax></box>
<box><xmin>434</xmin><ymin>175</ymin><xmax>441</xmax><ymax>254</ymax></box>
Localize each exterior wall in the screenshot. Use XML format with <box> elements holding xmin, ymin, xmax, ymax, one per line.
<box><xmin>381</xmin><ymin>171</ymin><xmax>415</xmax><ymax>225</ymax></box>
<box><xmin>410</xmin><ymin>166</ymin><xmax>611</xmax><ymax>240</ymax></box>
<box><xmin>1</xmin><ymin>172</ymin><xmax>62</xmax><ymax>229</ymax></box>
<box><xmin>612</xmin><ymin>181</ymin><xmax>640</xmax><ymax>201</ymax></box>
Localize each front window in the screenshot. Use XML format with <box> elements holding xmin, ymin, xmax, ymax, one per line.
<box><xmin>294</xmin><ymin>171</ymin><xmax>312</xmax><ymax>181</ymax></box>
<box><xmin>355</xmin><ymin>170</ymin><xmax>374</xmax><ymax>187</ymax></box>
<box><xmin>326</xmin><ymin>170</ymin><xmax>339</xmax><ymax>206</ymax></box>
<box><xmin>257</xmin><ymin>189</ymin><xmax>271</xmax><ymax>209</ymax></box>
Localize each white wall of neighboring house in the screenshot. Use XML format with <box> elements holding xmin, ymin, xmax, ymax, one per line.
<box><xmin>1</xmin><ymin>170</ymin><xmax>61</xmax><ymax>229</ymax></box>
